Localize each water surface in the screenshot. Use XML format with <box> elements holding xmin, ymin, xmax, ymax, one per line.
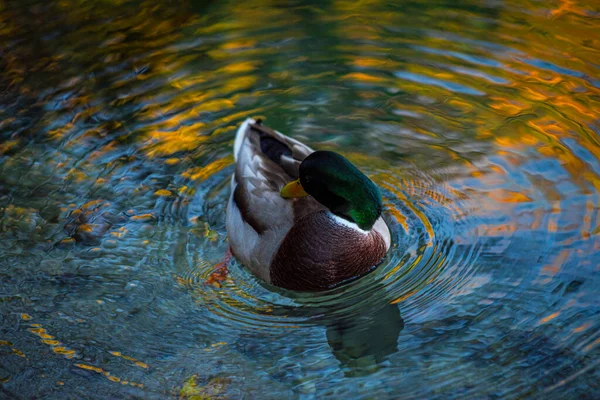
<box><xmin>1</xmin><ymin>1</ymin><xmax>600</xmax><ymax>399</ymax></box>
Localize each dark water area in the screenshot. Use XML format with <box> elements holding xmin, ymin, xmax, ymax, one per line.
<box><xmin>1</xmin><ymin>0</ymin><xmax>599</xmax><ymax>398</ymax></box>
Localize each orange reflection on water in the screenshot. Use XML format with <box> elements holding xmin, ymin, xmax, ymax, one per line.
<box><xmin>182</xmin><ymin>157</ymin><xmax>233</xmax><ymax>182</ymax></box>
<box><xmin>583</xmin><ymin>337</ymin><xmax>600</xmax><ymax>353</ymax></box>
<box><xmin>379</xmin><ymin>179</ymin><xmax>435</xmax><ymax>242</ymax></box>
<box><xmin>109</xmin><ymin>351</ymin><xmax>149</xmax><ymax>369</ymax></box>
<box><xmin>75</xmin><ymin>364</ymin><xmax>144</xmax><ymax>387</ymax></box>
<box><xmin>539</xmin><ymin>311</ymin><xmax>561</xmax><ymax>325</ymax></box>
<box><xmin>573</xmin><ymin>322</ymin><xmax>592</xmax><ymax>333</ymax></box>
<box><xmin>343</xmin><ymin>72</ymin><xmax>390</xmax><ymax>85</ymax></box>
<box><xmin>28</xmin><ymin>324</ymin><xmax>76</xmax><ymax>359</ymax></box>
<box><xmin>487</xmin><ymin>189</ymin><xmax>532</xmax><ymax>203</ymax></box>
<box><xmin>541</xmin><ymin>250</ymin><xmax>571</xmax><ymax>277</ymax></box>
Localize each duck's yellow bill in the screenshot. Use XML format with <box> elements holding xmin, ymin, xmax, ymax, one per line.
<box><xmin>281</xmin><ymin>179</ymin><xmax>308</xmax><ymax>198</ymax></box>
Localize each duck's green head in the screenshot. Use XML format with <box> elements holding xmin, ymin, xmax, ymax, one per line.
<box><xmin>281</xmin><ymin>151</ymin><xmax>383</xmax><ymax>231</ymax></box>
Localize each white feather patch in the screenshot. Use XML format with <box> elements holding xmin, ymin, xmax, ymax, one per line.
<box><xmin>327</xmin><ymin>213</ymin><xmax>369</xmax><ymax>235</ymax></box>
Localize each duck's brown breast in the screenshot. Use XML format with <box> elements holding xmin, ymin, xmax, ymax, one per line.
<box><xmin>270</xmin><ymin>211</ymin><xmax>387</xmax><ymax>291</ymax></box>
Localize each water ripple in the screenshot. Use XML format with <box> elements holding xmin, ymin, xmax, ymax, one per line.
<box><xmin>1</xmin><ymin>0</ymin><xmax>599</xmax><ymax>398</ymax></box>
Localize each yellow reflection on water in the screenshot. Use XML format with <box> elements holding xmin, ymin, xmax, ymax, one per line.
<box><xmin>28</xmin><ymin>324</ymin><xmax>76</xmax><ymax>359</ymax></box>
<box><xmin>109</xmin><ymin>351</ymin><xmax>149</xmax><ymax>369</ymax></box>
<box><xmin>75</xmin><ymin>364</ymin><xmax>144</xmax><ymax>387</ymax></box>
<box><xmin>182</xmin><ymin>157</ymin><xmax>233</xmax><ymax>182</ymax></box>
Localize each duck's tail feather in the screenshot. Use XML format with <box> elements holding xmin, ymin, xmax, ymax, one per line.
<box><xmin>233</xmin><ymin>117</ymin><xmax>314</xmax><ymax>178</ymax></box>
<box><xmin>233</xmin><ymin>118</ymin><xmax>256</xmax><ymax>162</ymax></box>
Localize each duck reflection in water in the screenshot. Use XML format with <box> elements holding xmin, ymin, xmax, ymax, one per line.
<box><xmin>323</xmin><ymin>301</ymin><xmax>404</xmax><ymax>376</ymax></box>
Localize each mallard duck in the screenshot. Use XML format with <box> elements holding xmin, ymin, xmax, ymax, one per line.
<box><xmin>226</xmin><ymin>118</ymin><xmax>391</xmax><ymax>291</ymax></box>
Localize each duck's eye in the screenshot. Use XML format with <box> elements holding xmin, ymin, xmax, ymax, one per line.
<box><xmin>304</xmin><ymin>175</ymin><xmax>312</xmax><ymax>183</ymax></box>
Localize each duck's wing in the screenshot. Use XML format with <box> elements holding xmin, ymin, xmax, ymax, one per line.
<box><xmin>226</xmin><ymin>118</ymin><xmax>322</xmax><ymax>282</ymax></box>
<box><xmin>233</xmin><ymin>118</ymin><xmax>313</xmax><ymax>180</ymax></box>
<box><xmin>231</xmin><ymin>118</ymin><xmax>316</xmax><ymax>232</ymax></box>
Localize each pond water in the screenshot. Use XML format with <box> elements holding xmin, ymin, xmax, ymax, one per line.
<box><xmin>1</xmin><ymin>1</ymin><xmax>599</xmax><ymax>399</ymax></box>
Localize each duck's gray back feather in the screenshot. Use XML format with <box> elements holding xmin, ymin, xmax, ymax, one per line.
<box><xmin>226</xmin><ymin>118</ymin><xmax>322</xmax><ymax>282</ymax></box>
